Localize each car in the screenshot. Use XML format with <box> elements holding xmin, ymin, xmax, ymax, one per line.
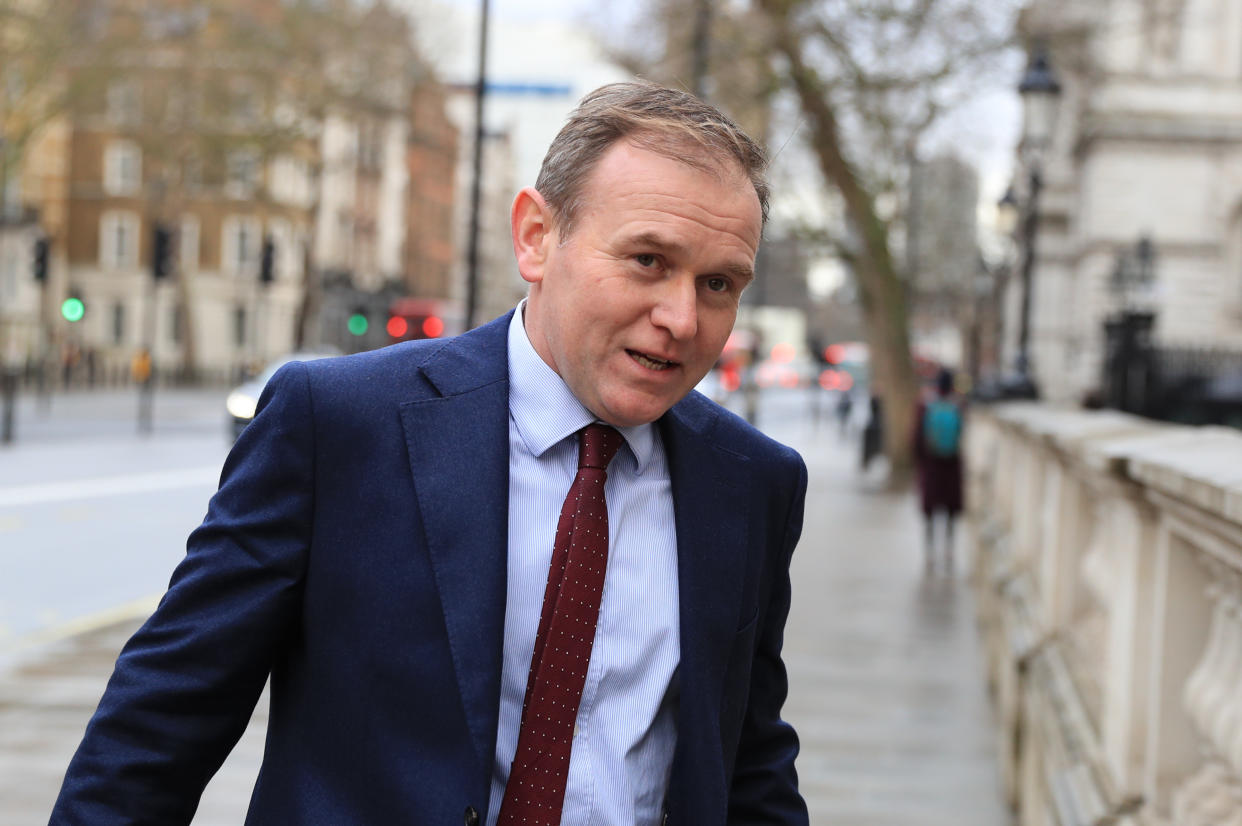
<box><xmin>226</xmin><ymin>350</ymin><xmax>340</xmax><ymax>439</ymax></box>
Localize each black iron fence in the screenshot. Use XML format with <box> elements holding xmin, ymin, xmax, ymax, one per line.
<box><xmin>1102</xmin><ymin>312</ymin><xmax>1242</xmax><ymax>428</ymax></box>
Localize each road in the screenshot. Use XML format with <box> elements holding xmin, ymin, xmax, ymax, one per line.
<box><xmin>0</xmin><ymin>384</ymin><xmax>1009</xmax><ymax>824</ymax></box>
<box><xmin>0</xmin><ymin>387</ymin><xmax>231</xmax><ymax>654</ymax></box>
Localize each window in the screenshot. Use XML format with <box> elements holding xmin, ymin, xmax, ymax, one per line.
<box><xmin>179</xmin><ymin>215</ymin><xmax>200</xmax><ymax>272</ymax></box>
<box><xmin>99</xmin><ymin>211</ymin><xmax>140</xmax><ymax>269</ymax></box>
<box><xmin>270</xmin><ymin>155</ymin><xmax>310</xmax><ymax>205</ymax></box>
<box><xmin>0</xmin><ymin>172</ymin><xmax>19</xmax><ymax>218</ymax></box>
<box><xmin>233</xmin><ymin>305</ymin><xmax>247</xmax><ymax>347</ymax></box>
<box><xmin>104</xmin><ymin>140</ymin><xmax>142</xmax><ymax>195</ymax></box>
<box><xmin>226</xmin><ymin>149</ymin><xmax>260</xmax><ymax>198</ymax></box>
<box><xmin>4</xmin><ymin>67</ymin><xmax>23</xmax><ymax>102</ymax></box>
<box><xmin>170</xmin><ymin>304</ymin><xmax>183</xmax><ymax>345</ymax></box>
<box><xmin>267</xmin><ymin>218</ymin><xmax>292</xmax><ymax>281</ymax></box>
<box><xmin>230</xmin><ymin>80</ymin><xmax>260</xmax><ymax>126</ymax></box>
<box><xmin>182</xmin><ymin>155</ymin><xmax>202</xmax><ymax>191</ymax></box>
<box><xmin>165</xmin><ymin>87</ymin><xmax>189</xmax><ymax>127</ymax></box>
<box><xmin>222</xmin><ymin>215</ymin><xmax>262</xmax><ymax>275</ymax></box>
<box><xmin>358</xmin><ymin>123</ymin><xmax>381</xmax><ymax>170</ymax></box>
<box><xmin>1</xmin><ymin>246</ymin><xmax>15</xmax><ymax>304</ymax></box>
<box><xmin>112</xmin><ymin>302</ymin><xmax>126</xmax><ymax>345</ymax></box>
<box><xmin>106</xmin><ymin>79</ymin><xmax>141</xmax><ymax>126</ymax></box>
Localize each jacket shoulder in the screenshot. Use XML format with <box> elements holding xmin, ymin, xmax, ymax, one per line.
<box><xmin>671</xmin><ymin>391</ymin><xmax>803</xmax><ymax>472</ymax></box>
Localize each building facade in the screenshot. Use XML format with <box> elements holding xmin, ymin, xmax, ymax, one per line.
<box><xmin>1013</xmin><ymin>0</ymin><xmax>1242</xmax><ymax>404</ymax></box>
<box><xmin>405</xmin><ymin>72</ymin><xmax>460</xmax><ymax>306</ymax></box>
<box><xmin>7</xmin><ymin>0</ymin><xmax>458</xmax><ymax>382</ymax></box>
<box><xmin>444</xmin><ymin>83</ymin><xmax>522</xmax><ymax>330</ymax></box>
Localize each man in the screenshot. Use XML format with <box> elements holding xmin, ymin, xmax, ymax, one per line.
<box><xmin>51</xmin><ymin>81</ymin><xmax>809</xmax><ymax>825</ymax></box>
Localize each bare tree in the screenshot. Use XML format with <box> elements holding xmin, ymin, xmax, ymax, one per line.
<box><xmin>604</xmin><ymin>0</ymin><xmax>1016</xmax><ymax>486</ymax></box>
<box><xmin>0</xmin><ymin>1</ymin><xmax>120</xmax><ymax>198</ymax></box>
<box><xmin>4</xmin><ymin>0</ymin><xmax>422</xmax><ymax>375</ymax></box>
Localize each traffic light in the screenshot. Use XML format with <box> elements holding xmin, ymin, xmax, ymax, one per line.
<box><xmin>259</xmin><ymin>236</ymin><xmax>275</xmax><ymax>284</ymax></box>
<box><xmin>386</xmin><ymin>298</ymin><xmax>448</xmax><ymax>342</ymax></box>
<box><xmin>387</xmin><ymin>312</ymin><xmax>444</xmax><ymax>341</ymax></box>
<box><xmin>32</xmin><ymin>237</ymin><xmax>49</xmax><ymax>283</ymax></box>
<box><xmin>152</xmin><ymin>223</ymin><xmax>173</xmax><ymax>280</ymax></box>
<box><xmin>422</xmin><ymin>315</ymin><xmax>444</xmax><ymax>338</ymax></box>
<box><xmin>347</xmin><ymin>308</ymin><xmax>368</xmax><ymax>336</ymax></box>
<box><xmin>386</xmin><ymin>315</ymin><xmax>408</xmax><ymax>338</ymax></box>
<box><xmin>61</xmin><ymin>291</ymin><xmax>85</xmax><ymax>322</ymax></box>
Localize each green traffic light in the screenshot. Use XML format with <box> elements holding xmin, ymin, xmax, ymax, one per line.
<box><xmin>347</xmin><ymin>313</ymin><xmax>368</xmax><ymax>336</ymax></box>
<box><xmin>61</xmin><ymin>297</ymin><xmax>85</xmax><ymax>322</ymax></box>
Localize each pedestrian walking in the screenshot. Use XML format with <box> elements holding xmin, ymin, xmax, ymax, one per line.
<box><xmin>914</xmin><ymin>368</ymin><xmax>965</xmax><ymax>570</ymax></box>
<box><xmin>836</xmin><ymin>389</ymin><xmax>853</xmax><ymax>438</ymax></box>
<box><xmin>51</xmin><ymin>81</ymin><xmax>810</xmax><ymax>826</ymax></box>
<box><xmin>860</xmin><ymin>391</ymin><xmax>883</xmax><ymax>470</ymax></box>
<box><xmin>130</xmin><ymin>347</ymin><xmax>151</xmax><ymax>386</ymax></box>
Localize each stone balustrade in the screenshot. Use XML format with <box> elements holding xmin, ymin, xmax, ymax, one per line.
<box><xmin>967</xmin><ymin>403</ymin><xmax>1242</xmax><ymax>825</ymax></box>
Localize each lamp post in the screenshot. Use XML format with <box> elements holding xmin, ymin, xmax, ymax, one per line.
<box><xmin>464</xmin><ymin>0</ymin><xmax>490</xmax><ymax>331</ymax></box>
<box><xmin>1001</xmin><ymin>44</ymin><xmax>1062</xmax><ymax>398</ymax></box>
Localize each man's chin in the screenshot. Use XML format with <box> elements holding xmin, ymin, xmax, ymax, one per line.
<box><xmin>593</xmin><ymin>392</ymin><xmax>683</xmax><ymax>428</ymax></box>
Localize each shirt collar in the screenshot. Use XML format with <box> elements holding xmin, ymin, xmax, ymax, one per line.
<box><xmin>507</xmin><ymin>301</ymin><xmax>657</xmax><ymax>474</ymax></box>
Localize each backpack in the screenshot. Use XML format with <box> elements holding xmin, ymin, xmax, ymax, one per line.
<box><xmin>923</xmin><ymin>400</ymin><xmax>962</xmax><ymax>457</ymax></box>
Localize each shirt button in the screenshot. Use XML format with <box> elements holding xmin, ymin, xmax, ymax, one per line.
<box><xmin>464</xmin><ymin>805</ymin><xmax>480</xmax><ymax>826</ymax></box>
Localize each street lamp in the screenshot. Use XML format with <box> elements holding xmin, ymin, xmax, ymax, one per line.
<box><xmin>1009</xmin><ymin>43</ymin><xmax>1062</xmax><ymax>398</ymax></box>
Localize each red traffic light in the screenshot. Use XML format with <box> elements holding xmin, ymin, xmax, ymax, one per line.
<box><xmin>387</xmin><ymin>316</ymin><xmax>408</xmax><ymax>338</ymax></box>
<box><xmin>387</xmin><ymin>298</ymin><xmax>449</xmax><ymax>341</ymax></box>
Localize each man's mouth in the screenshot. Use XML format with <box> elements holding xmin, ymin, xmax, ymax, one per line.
<box><xmin>627</xmin><ymin>350</ymin><xmax>677</xmax><ymax>371</ymax></box>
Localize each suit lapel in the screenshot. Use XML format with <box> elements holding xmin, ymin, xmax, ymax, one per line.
<box><xmin>398</xmin><ymin>317</ymin><xmax>755</xmax><ymax>801</ymax></box>
<box><xmin>399</xmin><ymin>315</ymin><xmax>511</xmax><ymax>773</ymax></box>
<box><xmin>661</xmin><ymin>398</ymin><xmax>752</xmax><ymax>803</ymax></box>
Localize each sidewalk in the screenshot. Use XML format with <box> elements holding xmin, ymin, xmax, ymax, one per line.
<box><xmin>778</xmin><ymin>413</ymin><xmax>1009</xmax><ymax>825</ymax></box>
<box><xmin>0</xmin><ymin>397</ymin><xmax>1008</xmax><ymax>825</ymax></box>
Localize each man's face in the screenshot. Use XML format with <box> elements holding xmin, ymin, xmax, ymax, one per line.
<box><xmin>515</xmin><ymin>140</ymin><xmax>762</xmax><ymax>427</ymax></box>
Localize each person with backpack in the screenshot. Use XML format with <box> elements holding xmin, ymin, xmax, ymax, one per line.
<box><xmin>913</xmin><ymin>368</ymin><xmax>964</xmax><ymax>570</ymax></box>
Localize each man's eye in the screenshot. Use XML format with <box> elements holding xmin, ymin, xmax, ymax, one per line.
<box><xmin>706</xmin><ymin>276</ymin><xmax>730</xmax><ymax>293</ymax></box>
<box><xmin>635</xmin><ymin>253</ymin><xmax>657</xmax><ymax>268</ymax></box>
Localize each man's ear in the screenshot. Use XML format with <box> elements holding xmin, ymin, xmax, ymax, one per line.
<box><xmin>511</xmin><ymin>187</ymin><xmax>556</xmax><ymax>285</ymax></box>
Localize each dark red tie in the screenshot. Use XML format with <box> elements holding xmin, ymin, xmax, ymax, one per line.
<box><xmin>497</xmin><ymin>423</ymin><xmax>625</xmax><ymax>826</ymax></box>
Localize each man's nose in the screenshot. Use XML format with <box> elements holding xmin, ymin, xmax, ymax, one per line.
<box><xmin>651</xmin><ymin>277</ymin><xmax>698</xmax><ymax>340</ymax></box>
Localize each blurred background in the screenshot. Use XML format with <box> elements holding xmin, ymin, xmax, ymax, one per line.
<box><xmin>5</xmin><ymin>0</ymin><xmax>1242</xmax><ymax>822</ymax></box>
<box><xmin>8</xmin><ymin>0</ymin><xmax>1240</xmax><ymax>482</ymax></box>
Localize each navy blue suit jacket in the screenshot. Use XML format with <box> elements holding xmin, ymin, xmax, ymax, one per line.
<box><xmin>51</xmin><ymin>312</ymin><xmax>809</xmax><ymax>825</ymax></box>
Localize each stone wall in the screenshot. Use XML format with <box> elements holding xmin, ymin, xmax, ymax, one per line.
<box><xmin>968</xmin><ymin>402</ymin><xmax>1242</xmax><ymax>825</ymax></box>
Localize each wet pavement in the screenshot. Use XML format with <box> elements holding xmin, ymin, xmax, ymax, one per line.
<box><xmin>779</xmin><ymin>415</ymin><xmax>1009</xmax><ymax>825</ymax></box>
<box><xmin>1</xmin><ymin>394</ymin><xmax>1009</xmax><ymax>824</ymax></box>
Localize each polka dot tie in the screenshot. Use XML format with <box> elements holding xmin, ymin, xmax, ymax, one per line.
<box><xmin>497</xmin><ymin>423</ymin><xmax>625</xmax><ymax>826</ymax></box>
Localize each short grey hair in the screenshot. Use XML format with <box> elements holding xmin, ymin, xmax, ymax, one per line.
<box><xmin>534</xmin><ymin>81</ymin><xmax>769</xmax><ymax>237</ymax></box>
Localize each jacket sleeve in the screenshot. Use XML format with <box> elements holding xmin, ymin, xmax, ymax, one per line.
<box><xmin>49</xmin><ymin>362</ymin><xmax>316</xmax><ymax>825</ymax></box>
<box><xmin>727</xmin><ymin>454</ymin><xmax>811</xmax><ymax>825</ymax></box>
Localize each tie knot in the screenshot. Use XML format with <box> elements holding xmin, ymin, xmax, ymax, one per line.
<box><xmin>578</xmin><ymin>423</ymin><xmax>624</xmax><ymax>470</ymax></box>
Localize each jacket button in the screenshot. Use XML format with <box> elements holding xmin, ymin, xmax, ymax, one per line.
<box><xmin>464</xmin><ymin>806</ymin><xmax>480</xmax><ymax>826</ymax></box>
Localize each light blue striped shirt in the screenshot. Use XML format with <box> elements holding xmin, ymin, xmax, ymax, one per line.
<box><xmin>486</xmin><ymin>305</ymin><xmax>681</xmax><ymax>826</ymax></box>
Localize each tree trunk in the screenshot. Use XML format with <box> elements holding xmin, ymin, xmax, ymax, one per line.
<box><xmin>761</xmin><ymin>0</ymin><xmax>918</xmax><ymax>488</ymax></box>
